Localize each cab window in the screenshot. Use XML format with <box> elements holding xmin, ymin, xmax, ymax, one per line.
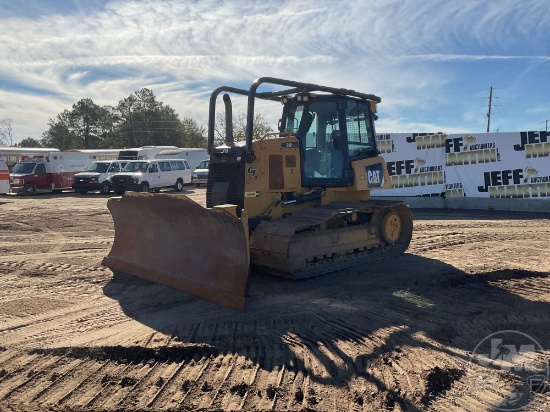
<box><xmin>149</xmin><ymin>163</ymin><xmax>158</xmax><ymax>173</ymax></box>
<box><xmin>35</xmin><ymin>163</ymin><xmax>46</xmax><ymax>174</ymax></box>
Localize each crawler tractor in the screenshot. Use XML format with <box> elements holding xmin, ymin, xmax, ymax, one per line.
<box><xmin>102</xmin><ymin>77</ymin><xmax>413</xmax><ymax>311</ymax></box>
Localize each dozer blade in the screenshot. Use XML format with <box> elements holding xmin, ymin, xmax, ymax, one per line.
<box><xmin>102</xmin><ymin>192</ymin><xmax>250</xmax><ymax>311</ymax></box>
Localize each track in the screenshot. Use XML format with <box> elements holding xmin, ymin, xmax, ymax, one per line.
<box><xmin>0</xmin><ymin>192</ymin><xmax>549</xmax><ymax>411</ymax></box>
<box><xmin>250</xmin><ymin>201</ymin><xmax>413</xmax><ymax>279</ymax></box>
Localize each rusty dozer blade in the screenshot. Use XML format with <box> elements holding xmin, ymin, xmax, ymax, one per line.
<box><xmin>102</xmin><ymin>192</ymin><xmax>250</xmax><ymax>311</ymax></box>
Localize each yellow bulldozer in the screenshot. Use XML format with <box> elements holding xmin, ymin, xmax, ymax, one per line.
<box><xmin>102</xmin><ymin>77</ymin><xmax>413</xmax><ymax>311</ymax></box>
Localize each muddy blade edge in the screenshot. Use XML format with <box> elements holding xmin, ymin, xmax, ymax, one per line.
<box><xmin>101</xmin><ymin>192</ymin><xmax>250</xmax><ymax>312</ymax></box>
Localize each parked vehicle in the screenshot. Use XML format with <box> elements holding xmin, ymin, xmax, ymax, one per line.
<box><xmin>0</xmin><ymin>147</ymin><xmax>60</xmax><ymax>171</ymax></box>
<box><xmin>65</xmin><ymin>149</ymin><xmax>120</xmax><ymax>162</ymax></box>
<box><xmin>154</xmin><ymin>148</ymin><xmax>208</xmax><ymax>170</ymax></box>
<box><xmin>9</xmin><ymin>151</ymin><xmax>112</xmax><ymax>195</ymax></box>
<box><xmin>117</xmin><ymin>146</ymin><xmax>178</xmax><ymax>161</ymax></box>
<box><xmin>192</xmin><ymin>159</ymin><xmax>209</xmax><ymax>187</ymax></box>
<box><xmin>0</xmin><ymin>147</ymin><xmax>119</xmax><ymax>172</ymax></box>
<box><xmin>0</xmin><ymin>152</ymin><xmax>9</xmax><ymax>194</ymax></box>
<box><xmin>111</xmin><ymin>159</ymin><xmax>192</xmax><ymax>195</ymax></box>
<box><xmin>72</xmin><ymin>160</ymin><xmax>128</xmax><ymax>195</ymax></box>
<box><xmin>102</xmin><ymin>77</ymin><xmax>413</xmax><ymax>311</ymax></box>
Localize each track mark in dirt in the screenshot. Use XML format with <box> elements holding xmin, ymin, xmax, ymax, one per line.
<box><xmin>434</xmin><ymin>269</ymin><xmax>548</xmax><ymax>289</ymax></box>
<box><xmin>1</xmin><ymin>196</ymin><xmax>549</xmax><ymax>411</ymax></box>
<box><xmin>29</xmin><ymin>344</ymin><xmax>218</xmax><ymax>364</ymax></box>
<box><xmin>0</xmin><ymin>297</ymin><xmax>71</xmax><ymax>316</ymax></box>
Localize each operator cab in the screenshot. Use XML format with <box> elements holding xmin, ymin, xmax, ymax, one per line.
<box><xmin>279</xmin><ymin>93</ymin><xmax>379</xmax><ymax>187</ymax></box>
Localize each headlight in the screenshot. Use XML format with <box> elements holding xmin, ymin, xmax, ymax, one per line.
<box><xmin>130</xmin><ymin>177</ymin><xmax>139</xmax><ymax>184</ymax></box>
<box><xmin>192</xmin><ymin>174</ymin><xmax>198</xmax><ymax>179</ymax></box>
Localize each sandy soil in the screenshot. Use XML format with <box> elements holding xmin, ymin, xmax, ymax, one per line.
<box><xmin>0</xmin><ymin>188</ymin><xmax>549</xmax><ymax>411</ymax></box>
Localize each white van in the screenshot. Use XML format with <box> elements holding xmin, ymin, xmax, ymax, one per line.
<box><xmin>72</xmin><ymin>160</ymin><xmax>128</xmax><ymax>195</ymax></box>
<box><xmin>111</xmin><ymin>159</ymin><xmax>192</xmax><ymax>195</ymax></box>
<box><xmin>0</xmin><ymin>152</ymin><xmax>9</xmax><ymax>195</ymax></box>
<box><xmin>192</xmin><ymin>159</ymin><xmax>209</xmax><ymax>187</ymax></box>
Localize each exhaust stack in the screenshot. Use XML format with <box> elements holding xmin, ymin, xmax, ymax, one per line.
<box><xmin>223</xmin><ymin>93</ymin><xmax>234</xmax><ymax>145</ymax></box>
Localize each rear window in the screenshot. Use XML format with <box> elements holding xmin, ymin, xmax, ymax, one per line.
<box><xmin>170</xmin><ymin>161</ymin><xmax>186</xmax><ymax>171</ymax></box>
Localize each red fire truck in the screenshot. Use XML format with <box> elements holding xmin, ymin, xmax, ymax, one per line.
<box><xmin>9</xmin><ymin>150</ymin><xmax>118</xmax><ymax>195</ymax></box>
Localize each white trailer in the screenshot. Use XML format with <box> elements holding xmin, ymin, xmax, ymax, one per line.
<box><xmin>118</xmin><ymin>146</ymin><xmax>179</xmax><ymax>161</ymax></box>
<box><xmin>154</xmin><ymin>148</ymin><xmax>208</xmax><ymax>170</ymax></box>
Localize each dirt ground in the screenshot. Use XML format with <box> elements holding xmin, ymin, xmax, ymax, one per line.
<box><xmin>0</xmin><ymin>188</ymin><xmax>549</xmax><ymax>411</ymax></box>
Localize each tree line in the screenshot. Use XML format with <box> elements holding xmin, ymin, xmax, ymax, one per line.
<box><xmin>9</xmin><ymin>89</ymin><xmax>205</xmax><ymax>150</ymax></box>
<box><xmin>4</xmin><ymin>88</ymin><xmax>274</xmax><ymax>151</ymax></box>
<box><xmin>47</xmin><ymin>88</ymin><xmax>207</xmax><ymax>150</ymax></box>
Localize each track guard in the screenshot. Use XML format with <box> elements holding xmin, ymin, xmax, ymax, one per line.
<box><xmin>102</xmin><ymin>192</ymin><xmax>250</xmax><ymax>311</ymax></box>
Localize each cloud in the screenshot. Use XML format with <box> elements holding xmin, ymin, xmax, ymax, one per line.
<box><xmin>1</xmin><ymin>0</ymin><xmax>549</xmax><ymax>141</ymax></box>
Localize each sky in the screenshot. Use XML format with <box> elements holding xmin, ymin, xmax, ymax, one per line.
<box><xmin>1</xmin><ymin>0</ymin><xmax>549</xmax><ymax>144</ymax></box>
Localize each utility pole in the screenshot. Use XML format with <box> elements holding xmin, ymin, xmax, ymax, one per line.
<box><xmin>486</xmin><ymin>86</ymin><xmax>493</xmax><ymax>133</ymax></box>
<box><xmin>545</xmin><ymin>119</ymin><xmax>548</xmax><ymax>132</ymax></box>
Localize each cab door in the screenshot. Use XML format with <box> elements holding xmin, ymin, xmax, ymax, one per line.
<box><xmin>33</xmin><ymin>163</ymin><xmax>51</xmax><ymax>190</ymax></box>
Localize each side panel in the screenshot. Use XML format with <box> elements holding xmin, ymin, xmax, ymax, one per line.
<box><xmin>206</xmin><ymin>147</ymin><xmax>246</xmax><ymax>212</ymax></box>
<box><xmin>351</xmin><ymin>156</ymin><xmax>392</xmax><ymax>191</ymax></box>
<box><xmin>0</xmin><ymin>156</ymin><xmax>9</xmax><ymax>194</ymax></box>
<box><xmin>243</xmin><ymin>137</ymin><xmax>301</xmax><ymax>218</ymax></box>
<box><xmin>52</xmin><ymin>171</ymin><xmax>78</xmax><ymax>190</ymax></box>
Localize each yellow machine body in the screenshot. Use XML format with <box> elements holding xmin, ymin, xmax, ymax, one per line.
<box><xmin>102</xmin><ymin>78</ymin><xmax>413</xmax><ymax>311</ymax></box>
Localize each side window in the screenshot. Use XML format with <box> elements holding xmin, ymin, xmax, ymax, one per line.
<box><xmin>149</xmin><ymin>163</ymin><xmax>158</xmax><ymax>173</ymax></box>
<box><xmin>35</xmin><ymin>163</ymin><xmax>46</xmax><ymax>174</ymax></box>
<box><xmin>108</xmin><ymin>163</ymin><xmax>120</xmax><ymax>172</ymax></box>
<box><xmin>170</xmin><ymin>161</ymin><xmax>183</xmax><ymax>171</ymax></box>
<box><xmin>346</xmin><ymin>100</ymin><xmax>376</xmax><ymax>156</ymax></box>
<box><xmin>159</xmin><ymin>161</ymin><xmax>172</xmax><ymax>172</ymax></box>
<box><xmin>183</xmin><ymin>160</ymin><xmax>190</xmax><ymax>170</ymax></box>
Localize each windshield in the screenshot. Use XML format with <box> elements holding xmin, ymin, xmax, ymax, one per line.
<box><xmin>85</xmin><ymin>162</ymin><xmax>109</xmax><ymax>173</ymax></box>
<box><xmin>12</xmin><ymin>163</ymin><xmax>36</xmax><ymax>174</ymax></box>
<box><xmin>122</xmin><ymin>161</ymin><xmax>149</xmax><ymax>173</ymax></box>
<box><xmin>197</xmin><ymin>160</ymin><xmax>209</xmax><ymax>169</ymax></box>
